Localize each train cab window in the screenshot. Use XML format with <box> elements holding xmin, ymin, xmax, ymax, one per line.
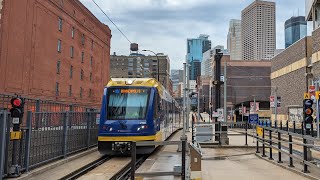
<box><xmin>107</xmin><ymin>88</ymin><xmax>150</xmax><ymax>120</ymax></box>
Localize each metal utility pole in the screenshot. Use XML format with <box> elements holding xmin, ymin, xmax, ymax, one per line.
<box><xmin>183</xmin><ymin>63</ymin><xmax>187</xmax><ymax>136</ymax></box>
<box><xmin>241</xmin><ymin>103</ymin><xmax>244</xmax><ymax>122</ymax></box>
<box><xmin>316</xmin><ymin>81</ymin><xmax>320</xmax><ymax>138</ymax></box>
<box><xmin>224</xmin><ymin>60</ymin><xmax>227</xmax><ymax>123</ymax></box>
<box><xmin>186</xmin><ymin>64</ymin><xmax>191</xmax><ymax>131</ymax></box>
<box><xmin>274</xmin><ymin>87</ymin><xmax>278</xmax><ymax>123</ymax></box>
<box><xmin>213</xmin><ymin>49</ymin><xmax>223</xmax><ymax>141</ymax></box>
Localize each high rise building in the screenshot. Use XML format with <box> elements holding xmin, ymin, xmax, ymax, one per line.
<box><xmin>202</xmin><ymin>45</ymin><xmax>229</xmax><ymax>77</ymax></box>
<box><xmin>187</xmin><ymin>34</ymin><xmax>211</xmax><ymax>80</ymax></box>
<box><xmin>171</xmin><ymin>69</ymin><xmax>184</xmax><ymax>97</ymax></box>
<box><xmin>241</xmin><ymin>0</ymin><xmax>275</xmax><ymax>60</ymax></box>
<box><xmin>110</xmin><ymin>54</ymin><xmax>170</xmax><ymax>89</ymax></box>
<box><xmin>227</xmin><ymin>19</ymin><xmax>242</xmax><ymax>60</ymax></box>
<box><xmin>285</xmin><ymin>16</ymin><xmax>307</xmax><ymax>48</ymax></box>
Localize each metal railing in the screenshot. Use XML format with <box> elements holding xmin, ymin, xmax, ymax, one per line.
<box><xmin>0</xmin><ymin>110</ymin><xmax>99</xmax><ymax>179</ymax></box>
<box><xmin>255</xmin><ymin>120</ymin><xmax>320</xmax><ymax>174</ymax></box>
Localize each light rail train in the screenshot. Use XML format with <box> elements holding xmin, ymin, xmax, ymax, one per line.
<box><xmin>98</xmin><ymin>78</ymin><xmax>182</xmax><ymax>155</ymax></box>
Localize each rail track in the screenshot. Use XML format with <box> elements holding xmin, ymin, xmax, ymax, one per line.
<box><xmin>59</xmin><ymin>155</ymin><xmax>113</xmax><ymax>180</ymax></box>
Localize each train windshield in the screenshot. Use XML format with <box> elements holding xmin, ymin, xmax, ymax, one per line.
<box><xmin>106</xmin><ymin>88</ymin><xmax>150</xmax><ymax>120</ymax></box>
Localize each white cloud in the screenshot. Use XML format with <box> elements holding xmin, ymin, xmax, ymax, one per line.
<box><xmin>81</xmin><ymin>0</ymin><xmax>306</xmax><ymax>69</ymax></box>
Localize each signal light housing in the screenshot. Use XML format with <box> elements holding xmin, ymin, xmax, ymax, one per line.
<box><xmin>303</xmin><ymin>99</ymin><xmax>314</xmax><ymax>130</ymax></box>
<box><xmin>10</xmin><ymin>97</ymin><xmax>24</xmax><ymax>120</ymax></box>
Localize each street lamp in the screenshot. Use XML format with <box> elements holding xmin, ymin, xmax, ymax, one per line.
<box><xmin>142</xmin><ymin>49</ymin><xmax>159</xmax><ymax>81</ymax></box>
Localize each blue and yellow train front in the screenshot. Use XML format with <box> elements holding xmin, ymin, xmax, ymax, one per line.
<box><xmin>98</xmin><ymin>82</ymin><xmax>161</xmax><ymax>155</ymax></box>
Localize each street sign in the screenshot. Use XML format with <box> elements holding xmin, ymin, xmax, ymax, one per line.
<box><xmin>309</xmin><ymin>85</ymin><xmax>316</xmax><ymax>102</ymax></box>
<box><xmin>212</xmin><ymin>112</ymin><xmax>219</xmax><ymax>118</ymax></box>
<box><xmin>256</xmin><ymin>126</ymin><xmax>263</xmax><ymax>137</ymax></box>
<box><xmin>217</xmin><ymin>108</ymin><xmax>224</xmax><ymax>122</ymax></box>
<box><xmin>249</xmin><ymin>114</ymin><xmax>259</xmax><ymax>124</ymax></box>
<box><xmin>250</xmin><ymin>102</ymin><xmax>259</xmax><ymax>112</ymax></box>
<box><xmin>270</xmin><ymin>96</ymin><xmax>275</xmax><ymax>108</ymax></box>
<box><xmin>304</xmin><ymin>92</ymin><xmax>310</xmax><ymax>99</ymax></box>
<box><xmin>316</xmin><ymin>91</ymin><xmax>320</xmax><ymax>100</ymax></box>
<box><xmin>277</xmin><ymin>97</ymin><xmax>281</xmax><ymax>107</ymax></box>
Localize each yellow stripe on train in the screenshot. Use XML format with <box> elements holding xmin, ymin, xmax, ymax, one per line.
<box><xmin>98</xmin><ymin>132</ymin><xmax>162</xmax><ymax>141</ymax></box>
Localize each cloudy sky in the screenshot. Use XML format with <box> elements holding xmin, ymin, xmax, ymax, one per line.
<box><xmin>80</xmin><ymin>0</ymin><xmax>308</xmax><ymax>69</ymax></box>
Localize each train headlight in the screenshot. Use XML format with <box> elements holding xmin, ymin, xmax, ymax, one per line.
<box><xmin>137</xmin><ymin>125</ymin><xmax>148</xmax><ymax>131</ymax></box>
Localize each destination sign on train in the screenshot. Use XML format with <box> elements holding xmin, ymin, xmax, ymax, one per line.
<box><xmin>114</xmin><ymin>89</ymin><xmax>146</xmax><ymax>94</ymax></box>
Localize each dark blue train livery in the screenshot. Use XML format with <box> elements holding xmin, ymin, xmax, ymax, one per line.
<box><xmin>98</xmin><ymin>78</ymin><xmax>182</xmax><ymax>155</ymax></box>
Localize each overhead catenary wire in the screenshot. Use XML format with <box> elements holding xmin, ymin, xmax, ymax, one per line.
<box><xmin>91</xmin><ymin>0</ymin><xmax>132</xmax><ymax>44</ymax></box>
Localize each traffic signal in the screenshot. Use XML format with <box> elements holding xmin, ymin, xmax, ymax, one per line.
<box><xmin>10</xmin><ymin>97</ymin><xmax>24</xmax><ymax>123</ymax></box>
<box><xmin>303</xmin><ymin>99</ymin><xmax>313</xmax><ymax>130</ymax></box>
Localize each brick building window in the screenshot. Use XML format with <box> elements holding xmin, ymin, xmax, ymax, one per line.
<box><xmin>55</xmin><ymin>82</ymin><xmax>59</xmax><ymax>96</ymax></box>
<box><xmin>58</xmin><ymin>39</ymin><xmax>61</xmax><ymax>52</ymax></box>
<box><xmin>69</xmin><ymin>85</ymin><xmax>72</xmax><ymax>97</ymax></box>
<box><xmin>70</xmin><ymin>46</ymin><xmax>74</xmax><ymax>58</ymax></box>
<box><xmin>70</xmin><ymin>65</ymin><xmax>73</xmax><ymax>79</ymax></box>
<box><xmin>57</xmin><ymin>61</ymin><xmax>61</xmax><ymax>74</ymax></box>
<box><xmin>80</xmin><ymin>69</ymin><xmax>84</xmax><ymax>80</ymax></box>
<box><xmin>81</xmin><ymin>52</ymin><xmax>84</xmax><ymax>63</ymax></box>
<box><xmin>90</xmin><ymin>72</ymin><xmax>92</xmax><ymax>82</ymax></box>
<box><xmin>58</xmin><ymin>17</ymin><xmax>62</xmax><ymax>31</ymax></box>
<box><xmin>91</xmin><ymin>39</ymin><xmax>94</xmax><ymax>50</ymax></box>
<box><xmin>81</xmin><ymin>34</ymin><xmax>85</xmax><ymax>45</ymax></box>
<box><xmin>80</xmin><ymin>87</ymin><xmax>83</xmax><ymax>98</ymax></box>
<box><xmin>89</xmin><ymin>88</ymin><xmax>92</xmax><ymax>97</ymax></box>
<box><xmin>71</xmin><ymin>27</ymin><xmax>75</xmax><ymax>39</ymax></box>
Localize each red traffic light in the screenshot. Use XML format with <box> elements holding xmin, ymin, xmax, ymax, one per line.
<box><xmin>11</xmin><ymin>98</ymin><xmax>22</xmax><ymax>107</ymax></box>
<box><xmin>305</xmin><ymin>108</ymin><xmax>313</xmax><ymax>115</ymax></box>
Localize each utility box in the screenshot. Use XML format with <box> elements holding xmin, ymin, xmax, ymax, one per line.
<box><xmin>189</xmin><ymin>143</ymin><xmax>202</xmax><ymax>180</ymax></box>
<box><xmin>195</xmin><ymin>124</ymin><xmax>213</xmax><ymax>142</ymax></box>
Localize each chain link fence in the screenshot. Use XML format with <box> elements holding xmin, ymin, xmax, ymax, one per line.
<box><xmin>0</xmin><ymin>110</ymin><xmax>99</xmax><ymax>179</ymax></box>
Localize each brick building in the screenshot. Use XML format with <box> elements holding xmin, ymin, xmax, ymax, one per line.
<box><xmin>0</xmin><ymin>0</ymin><xmax>111</xmax><ymax>108</ymax></box>
<box><xmin>110</xmin><ymin>54</ymin><xmax>171</xmax><ymax>90</ymax></box>
<box><xmin>270</xmin><ymin>37</ymin><xmax>312</xmax><ymax>122</ymax></box>
<box><xmin>211</xmin><ymin>55</ymin><xmax>271</xmax><ymax>121</ymax></box>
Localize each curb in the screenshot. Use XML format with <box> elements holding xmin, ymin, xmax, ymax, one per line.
<box><xmin>254</xmin><ymin>153</ymin><xmax>319</xmax><ymax>180</ymax></box>
<box><xmin>16</xmin><ymin>147</ymin><xmax>98</xmax><ymax>180</ymax></box>
<box><xmin>200</xmin><ymin>145</ymin><xmax>257</xmax><ymax>148</ymax></box>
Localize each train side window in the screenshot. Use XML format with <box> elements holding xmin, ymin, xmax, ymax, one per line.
<box><xmin>153</xmin><ymin>93</ymin><xmax>159</xmax><ymax>119</ymax></box>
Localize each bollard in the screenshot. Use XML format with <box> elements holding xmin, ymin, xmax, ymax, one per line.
<box><xmin>131</xmin><ymin>142</ymin><xmax>136</xmax><ymax>180</ymax></box>
<box><xmin>191</xmin><ymin>119</ymin><xmax>194</xmax><ymax>144</ymax></box>
<box><xmin>286</xmin><ymin>121</ymin><xmax>289</xmax><ymax>132</ymax></box>
<box><xmin>277</xmin><ymin>130</ymin><xmax>283</xmax><ymax>163</ymax></box>
<box><xmin>274</xmin><ymin>120</ymin><xmax>277</xmax><ymax>128</ymax></box>
<box><xmin>269</xmin><ymin>129</ymin><xmax>273</xmax><ymax>160</ymax></box>
<box><xmin>293</xmin><ymin>121</ymin><xmax>296</xmax><ymax>133</ymax></box>
<box><xmin>288</xmin><ymin>135</ymin><xmax>294</xmax><ymax>167</ymax></box>
<box><xmin>303</xmin><ymin>138</ymin><xmax>309</xmax><ymax>173</ymax></box>
<box><xmin>280</xmin><ymin>121</ymin><xmax>283</xmax><ymax>130</ymax></box>
<box><xmin>256</xmin><ymin>132</ymin><xmax>260</xmax><ymax>153</ymax></box>
<box><xmin>181</xmin><ymin>138</ymin><xmax>186</xmax><ymax>180</ymax></box>
<box><xmin>302</xmin><ymin>122</ymin><xmax>304</xmax><ymax>136</ymax></box>
<box><xmin>262</xmin><ymin>128</ymin><xmax>266</xmax><ymax>157</ymax></box>
<box><xmin>245</xmin><ymin>121</ymin><xmax>248</xmax><ymax>146</ymax></box>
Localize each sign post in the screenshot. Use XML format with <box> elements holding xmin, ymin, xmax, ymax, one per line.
<box><xmin>317</xmin><ymin>91</ymin><xmax>320</xmax><ymax>138</ymax></box>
